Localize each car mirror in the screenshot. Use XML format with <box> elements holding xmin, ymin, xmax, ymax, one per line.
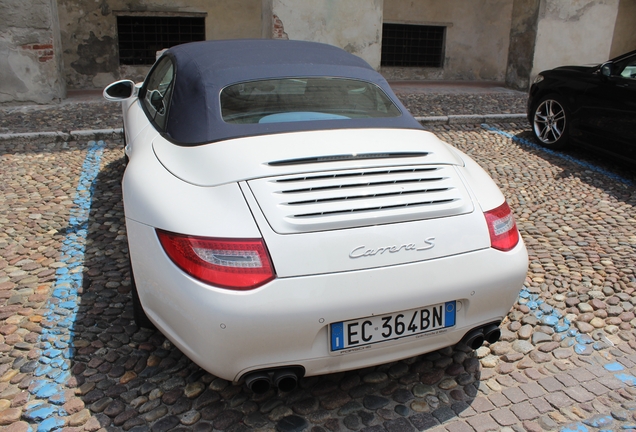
<box><xmin>103</xmin><ymin>80</ymin><xmax>137</xmax><ymax>101</ymax></box>
<box><xmin>600</xmin><ymin>62</ymin><xmax>613</xmax><ymax>77</ymax></box>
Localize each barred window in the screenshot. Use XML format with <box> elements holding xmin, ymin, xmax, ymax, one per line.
<box><xmin>381</xmin><ymin>24</ymin><xmax>445</xmax><ymax>67</ymax></box>
<box><xmin>117</xmin><ymin>16</ymin><xmax>205</xmax><ymax>65</ymax></box>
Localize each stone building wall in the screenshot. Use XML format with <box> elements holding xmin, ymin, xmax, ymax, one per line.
<box><xmin>0</xmin><ymin>0</ymin><xmax>65</xmax><ymax>103</ymax></box>
<box><xmin>56</xmin><ymin>0</ymin><xmax>261</xmax><ymax>89</ymax></box>
<box><xmin>610</xmin><ymin>0</ymin><xmax>636</xmax><ymax>58</ymax></box>
<box><xmin>382</xmin><ymin>0</ymin><xmax>514</xmax><ymax>81</ymax></box>
<box><xmin>264</xmin><ymin>0</ymin><xmax>384</xmax><ymax>70</ymax></box>
<box><xmin>505</xmin><ymin>0</ymin><xmax>540</xmax><ymax>90</ymax></box>
<box><xmin>1</xmin><ymin>0</ymin><xmax>635</xmax><ymax>103</ymax></box>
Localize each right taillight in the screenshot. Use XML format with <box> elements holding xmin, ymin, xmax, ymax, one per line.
<box><xmin>484</xmin><ymin>201</ymin><xmax>519</xmax><ymax>252</ymax></box>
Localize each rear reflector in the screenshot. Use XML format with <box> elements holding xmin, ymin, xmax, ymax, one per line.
<box><xmin>484</xmin><ymin>201</ymin><xmax>520</xmax><ymax>252</ymax></box>
<box><xmin>156</xmin><ymin>230</ymin><xmax>276</xmax><ymax>290</ymax></box>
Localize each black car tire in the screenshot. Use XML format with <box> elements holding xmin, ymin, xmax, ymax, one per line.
<box><xmin>531</xmin><ymin>94</ymin><xmax>570</xmax><ymax>150</ymax></box>
<box><xmin>129</xmin><ymin>257</ymin><xmax>156</xmax><ymax>329</ymax></box>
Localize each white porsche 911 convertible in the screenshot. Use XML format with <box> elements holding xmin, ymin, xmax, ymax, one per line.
<box><xmin>104</xmin><ymin>39</ymin><xmax>528</xmax><ymax>393</ymax></box>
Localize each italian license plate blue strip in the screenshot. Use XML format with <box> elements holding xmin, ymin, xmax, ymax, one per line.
<box><xmin>445</xmin><ymin>301</ymin><xmax>456</xmax><ymax>327</ymax></box>
<box><xmin>331</xmin><ymin>322</ymin><xmax>345</xmax><ymax>351</ymax></box>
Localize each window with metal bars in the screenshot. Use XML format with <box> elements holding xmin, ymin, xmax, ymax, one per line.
<box><xmin>381</xmin><ymin>23</ymin><xmax>445</xmax><ymax>67</ymax></box>
<box><xmin>117</xmin><ymin>16</ymin><xmax>205</xmax><ymax>65</ymax></box>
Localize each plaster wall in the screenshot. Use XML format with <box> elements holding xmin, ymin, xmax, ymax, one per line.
<box><xmin>531</xmin><ymin>0</ymin><xmax>620</xmax><ymax>78</ymax></box>
<box><xmin>0</xmin><ymin>0</ymin><xmax>65</xmax><ymax>103</ymax></box>
<box><xmin>266</xmin><ymin>0</ymin><xmax>384</xmax><ymax>70</ymax></box>
<box><xmin>505</xmin><ymin>0</ymin><xmax>540</xmax><ymax>90</ymax></box>
<box><xmin>57</xmin><ymin>0</ymin><xmax>261</xmax><ymax>89</ymax></box>
<box><xmin>382</xmin><ymin>0</ymin><xmax>514</xmax><ymax>81</ymax></box>
<box><xmin>610</xmin><ymin>0</ymin><xmax>636</xmax><ymax>58</ymax></box>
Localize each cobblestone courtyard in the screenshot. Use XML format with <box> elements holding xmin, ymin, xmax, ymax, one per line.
<box><xmin>0</xmin><ymin>121</ymin><xmax>635</xmax><ymax>432</ymax></box>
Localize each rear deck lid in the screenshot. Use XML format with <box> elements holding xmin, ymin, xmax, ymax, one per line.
<box><xmin>152</xmin><ymin>128</ymin><xmax>464</xmax><ymax>187</ymax></box>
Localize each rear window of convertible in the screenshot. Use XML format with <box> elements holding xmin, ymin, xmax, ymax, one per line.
<box><xmin>220</xmin><ymin>77</ymin><xmax>401</xmax><ymax>124</ymax></box>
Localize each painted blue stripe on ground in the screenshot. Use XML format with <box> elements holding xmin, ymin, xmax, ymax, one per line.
<box><xmin>481</xmin><ymin>124</ymin><xmax>634</xmax><ymax>187</ymax></box>
<box><xmin>27</xmin><ymin>140</ymin><xmax>105</xmax><ymax>431</ymax></box>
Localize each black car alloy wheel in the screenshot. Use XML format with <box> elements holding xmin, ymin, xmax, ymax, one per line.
<box><xmin>532</xmin><ymin>95</ymin><xmax>569</xmax><ymax>149</ymax></box>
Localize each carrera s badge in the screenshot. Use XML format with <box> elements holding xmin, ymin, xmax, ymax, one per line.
<box><xmin>349</xmin><ymin>237</ymin><xmax>435</xmax><ymax>259</ymax></box>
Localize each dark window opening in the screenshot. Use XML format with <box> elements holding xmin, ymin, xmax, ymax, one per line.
<box><xmin>381</xmin><ymin>24</ymin><xmax>445</xmax><ymax>67</ymax></box>
<box><xmin>117</xmin><ymin>16</ymin><xmax>205</xmax><ymax>65</ymax></box>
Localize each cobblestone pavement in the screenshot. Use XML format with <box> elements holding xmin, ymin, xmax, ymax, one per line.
<box><xmin>1</xmin><ymin>99</ymin><xmax>636</xmax><ymax>432</ymax></box>
<box><xmin>0</xmin><ymin>103</ymin><xmax>121</xmax><ymax>135</ymax></box>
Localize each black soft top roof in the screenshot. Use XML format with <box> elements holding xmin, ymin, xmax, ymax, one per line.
<box><xmin>159</xmin><ymin>39</ymin><xmax>422</xmax><ymax>145</ymax></box>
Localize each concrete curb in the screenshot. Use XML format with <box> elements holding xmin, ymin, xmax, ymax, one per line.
<box><xmin>0</xmin><ymin>114</ymin><xmax>529</xmax><ymax>142</ymax></box>
<box><xmin>415</xmin><ymin>113</ymin><xmax>528</xmax><ymax>125</ymax></box>
<box><xmin>0</xmin><ymin>128</ymin><xmax>123</xmax><ymax>143</ymax></box>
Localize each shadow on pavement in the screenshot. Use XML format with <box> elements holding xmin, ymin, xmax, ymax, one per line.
<box><xmin>509</xmin><ymin>129</ymin><xmax>635</xmax><ymax>206</ymax></box>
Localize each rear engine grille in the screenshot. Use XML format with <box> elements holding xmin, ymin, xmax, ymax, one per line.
<box><xmin>278</xmin><ymin>167</ymin><xmax>440</xmax><ymax>187</ymax></box>
<box><xmin>268</xmin><ymin>152</ymin><xmax>428</xmax><ymax>166</ymax></box>
<box><xmin>247</xmin><ymin>165</ymin><xmax>473</xmax><ymax>234</ymax></box>
<box><xmin>293</xmin><ymin>197</ymin><xmax>454</xmax><ymax>217</ymax></box>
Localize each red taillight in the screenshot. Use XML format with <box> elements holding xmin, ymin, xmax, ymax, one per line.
<box><xmin>484</xmin><ymin>201</ymin><xmax>520</xmax><ymax>252</ymax></box>
<box><xmin>156</xmin><ymin>230</ymin><xmax>276</xmax><ymax>290</ymax></box>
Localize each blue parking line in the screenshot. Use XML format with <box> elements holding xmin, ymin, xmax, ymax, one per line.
<box><xmin>481</xmin><ymin>124</ymin><xmax>634</xmax><ymax>187</ymax></box>
<box><xmin>27</xmin><ymin>140</ymin><xmax>105</xmax><ymax>432</ymax></box>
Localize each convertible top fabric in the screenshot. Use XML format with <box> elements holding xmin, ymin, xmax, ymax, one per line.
<box><xmin>161</xmin><ymin>39</ymin><xmax>423</xmax><ymax>145</ymax></box>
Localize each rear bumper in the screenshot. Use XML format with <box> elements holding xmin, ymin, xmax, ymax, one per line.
<box><xmin>127</xmin><ymin>218</ymin><xmax>528</xmax><ymax>382</ymax></box>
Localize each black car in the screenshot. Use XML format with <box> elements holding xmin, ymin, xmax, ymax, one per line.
<box><xmin>527</xmin><ymin>49</ymin><xmax>636</xmax><ymax>164</ymax></box>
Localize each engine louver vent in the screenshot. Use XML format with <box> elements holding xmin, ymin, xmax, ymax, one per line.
<box><xmin>247</xmin><ymin>165</ymin><xmax>473</xmax><ymax>234</ymax></box>
<box><xmin>268</xmin><ymin>152</ymin><xmax>428</xmax><ymax>166</ymax></box>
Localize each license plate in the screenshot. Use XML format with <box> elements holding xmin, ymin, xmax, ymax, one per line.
<box><xmin>330</xmin><ymin>301</ymin><xmax>456</xmax><ymax>352</ymax></box>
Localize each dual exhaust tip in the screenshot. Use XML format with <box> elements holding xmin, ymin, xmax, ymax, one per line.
<box><xmin>244</xmin><ymin>367</ymin><xmax>303</xmax><ymax>394</ymax></box>
<box><xmin>461</xmin><ymin>322</ymin><xmax>501</xmax><ymax>350</ymax></box>
<box><xmin>245</xmin><ymin>324</ymin><xmax>501</xmax><ymax>393</ymax></box>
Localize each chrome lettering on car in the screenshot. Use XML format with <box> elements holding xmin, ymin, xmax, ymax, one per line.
<box><xmin>349</xmin><ymin>237</ymin><xmax>435</xmax><ymax>259</ymax></box>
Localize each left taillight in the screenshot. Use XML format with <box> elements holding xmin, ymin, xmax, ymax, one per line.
<box><xmin>156</xmin><ymin>230</ymin><xmax>276</xmax><ymax>290</ymax></box>
<box><xmin>484</xmin><ymin>201</ymin><xmax>520</xmax><ymax>252</ymax></box>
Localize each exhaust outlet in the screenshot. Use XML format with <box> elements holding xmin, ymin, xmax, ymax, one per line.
<box><xmin>483</xmin><ymin>324</ymin><xmax>501</xmax><ymax>344</ymax></box>
<box><xmin>462</xmin><ymin>329</ymin><xmax>485</xmax><ymax>350</ymax></box>
<box><xmin>244</xmin><ymin>367</ymin><xmax>304</xmax><ymax>393</ymax></box>
<box><xmin>273</xmin><ymin>369</ymin><xmax>298</xmax><ymax>392</ymax></box>
<box><xmin>244</xmin><ymin>372</ymin><xmax>271</xmax><ymax>394</ymax></box>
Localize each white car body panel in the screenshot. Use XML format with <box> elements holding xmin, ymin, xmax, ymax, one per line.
<box><xmin>121</xmin><ymin>96</ymin><xmax>150</xmax><ymax>155</ymax></box>
<box><xmin>241</xmin><ymin>181</ymin><xmax>490</xmax><ymax>276</ymax></box>
<box><xmin>451</xmin><ymin>147</ymin><xmax>510</xmax><ymax>212</ymax></box>
<box><xmin>127</xmin><ymin>217</ymin><xmax>527</xmax><ymax>381</ymax></box>
<box><xmin>122</xmin><ymin>132</ymin><xmax>262</xmax><ymax>239</ymax></box>
<box><xmin>152</xmin><ymin>128</ymin><xmax>464</xmax><ymax>187</ymax></box>
<box><xmin>107</xmin><ymin>40</ymin><xmax>528</xmax><ymax>386</ymax></box>
<box><xmin>119</xmin><ymin>91</ymin><xmax>527</xmax><ymax>382</ymax></box>
<box><xmin>121</xmin><ymin>117</ymin><xmax>528</xmax><ymax>381</ymax></box>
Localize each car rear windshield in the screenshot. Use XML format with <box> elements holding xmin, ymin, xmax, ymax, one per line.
<box><xmin>220</xmin><ymin>77</ymin><xmax>401</xmax><ymax>124</ymax></box>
